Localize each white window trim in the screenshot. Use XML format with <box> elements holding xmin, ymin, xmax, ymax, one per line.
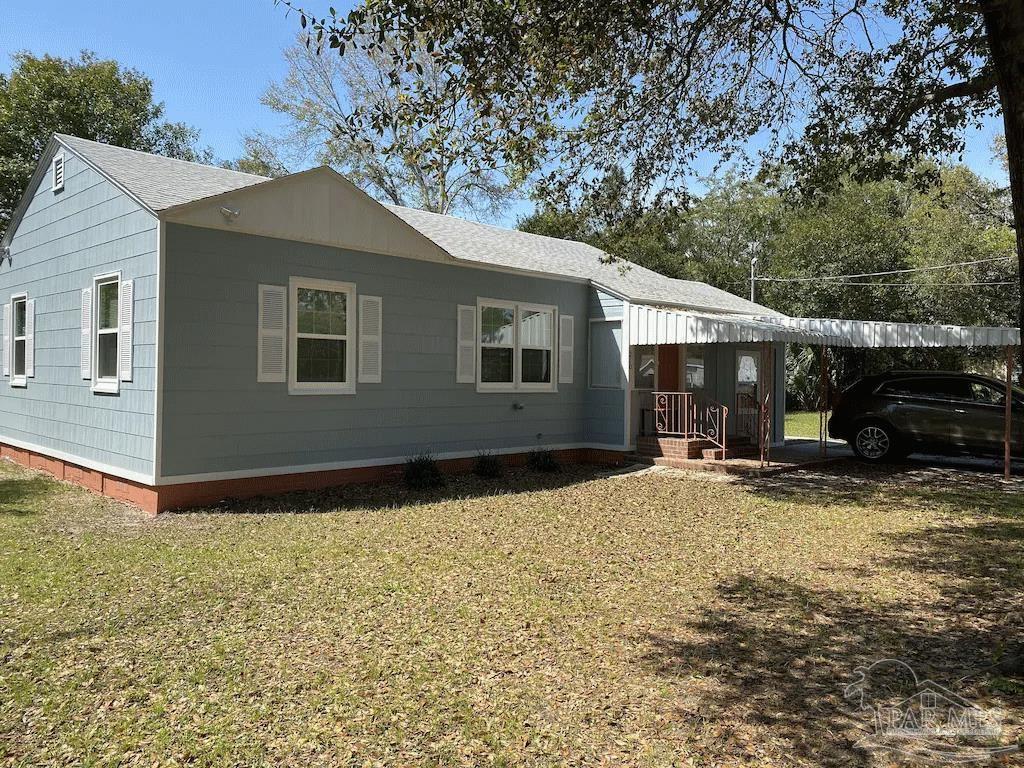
<box><xmin>288</xmin><ymin>276</ymin><xmax>356</xmax><ymax>395</ymax></box>
<box><xmin>10</xmin><ymin>293</ymin><xmax>27</xmax><ymax>388</ymax></box>
<box><xmin>476</xmin><ymin>297</ymin><xmax>557</xmax><ymax>393</ymax></box>
<box><xmin>52</xmin><ymin>153</ymin><xmax>65</xmax><ymax>192</ymax></box>
<box><xmin>92</xmin><ymin>272</ymin><xmax>121</xmax><ymax>394</ymax></box>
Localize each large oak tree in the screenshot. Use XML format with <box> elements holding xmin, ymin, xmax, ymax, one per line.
<box><xmin>281</xmin><ymin>0</ymin><xmax>1024</xmax><ymax>333</ymax></box>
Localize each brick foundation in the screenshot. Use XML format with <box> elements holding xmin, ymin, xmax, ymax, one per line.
<box><xmin>0</xmin><ymin>443</ymin><xmax>627</xmax><ymax>516</ymax></box>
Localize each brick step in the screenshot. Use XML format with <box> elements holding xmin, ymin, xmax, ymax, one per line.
<box><xmin>636</xmin><ymin>435</ymin><xmax>715</xmax><ymax>460</ymax></box>
<box><xmin>702</xmin><ymin>444</ymin><xmax>760</xmax><ymax>460</ymax></box>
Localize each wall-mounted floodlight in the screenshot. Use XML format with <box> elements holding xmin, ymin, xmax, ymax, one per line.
<box><xmin>220</xmin><ymin>206</ymin><xmax>240</xmax><ymax>222</ymax></box>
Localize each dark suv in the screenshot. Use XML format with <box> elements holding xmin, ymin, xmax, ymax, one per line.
<box><xmin>828</xmin><ymin>371</ymin><xmax>1024</xmax><ymax>462</ymax></box>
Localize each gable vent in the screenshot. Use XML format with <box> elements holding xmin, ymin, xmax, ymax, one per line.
<box><xmin>52</xmin><ymin>154</ymin><xmax>65</xmax><ymax>192</ymax></box>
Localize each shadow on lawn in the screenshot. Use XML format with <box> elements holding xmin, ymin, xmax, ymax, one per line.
<box><xmin>642</xmin><ymin>466</ymin><xmax>1024</xmax><ymax>765</ymax></box>
<box><xmin>0</xmin><ymin>475</ymin><xmax>53</xmax><ymax>515</ymax></box>
<box><xmin>177</xmin><ymin>465</ymin><xmax>615</xmax><ymax>515</ymax></box>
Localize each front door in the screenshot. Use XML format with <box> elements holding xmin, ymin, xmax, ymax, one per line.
<box><xmin>735</xmin><ymin>350</ymin><xmax>759</xmax><ymax>439</ymax></box>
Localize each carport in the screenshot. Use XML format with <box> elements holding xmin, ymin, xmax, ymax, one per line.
<box><xmin>626</xmin><ymin>303</ymin><xmax>1020</xmax><ymax>477</ymax></box>
<box><xmin>758</xmin><ymin>316</ymin><xmax>1021</xmax><ymax>478</ymax></box>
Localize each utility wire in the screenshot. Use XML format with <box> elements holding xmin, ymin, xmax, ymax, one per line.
<box><xmin>826</xmin><ymin>281</ymin><xmax>1017</xmax><ymax>287</ymax></box>
<box><xmin>754</xmin><ymin>255</ymin><xmax>1015</xmax><ymax>283</ymax></box>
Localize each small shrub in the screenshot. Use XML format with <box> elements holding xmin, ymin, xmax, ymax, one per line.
<box><xmin>473</xmin><ymin>451</ymin><xmax>505</xmax><ymax>479</ymax></box>
<box><xmin>404</xmin><ymin>452</ymin><xmax>446</xmax><ymax>490</ymax></box>
<box><xmin>527</xmin><ymin>448</ymin><xmax>561</xmax><ymax>473</ymax></box>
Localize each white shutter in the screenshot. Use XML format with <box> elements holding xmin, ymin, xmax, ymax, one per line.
<box><xmin>558</xmin><ymin>314</ymin><xmax>574</xmax><ymax>384</ymax></box>
<box><xmin>456</xmin><ymin>304</ymin><xmax>476</xmax><ymax>383</ymax></box>
<box><xmin>258</xmin><ymin>284</ymin><xmax>286</xmax><ymax>383</ymax></box>
<box><xmin>118</xmin><ymin>280</ymin><xmax>133</xmax><ymax>381</ymax></box>
<box><xmin>2</xmin><ymin>303</ymin><xmax>9</xmax><ymax>377</ymax></box>
<box><xmin>24</xmin><ymin>299</ymin><xmax>35</xmax><ymax>377</ymax></box>
<box><xmin>358</xmin><ymin>295</ymin><xmax>383</xmax><ymax>384</ymax></box>
<box><xmin>80</xmin><ymin>288</ymin><xmax>92</xmax><ymax>379</ymax></box>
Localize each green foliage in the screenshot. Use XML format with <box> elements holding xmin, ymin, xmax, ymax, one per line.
<box><xmin>526</xmin><ymin>449</ymin><xmax>561</xmax><ymax>473</ymax></box>
<box><xmin>0</xmin><ymin>51</ymin><xmax>208</xmax><ymax>233</ymax></box>
<box><xmin>404</xmin><ymin>452</ymin><xmax>446</xmax><ymax>490</ymax></box>
<box><xmin>472</xmin><ymin>451</ymin><xmax>504</xmax><ymax>479</ymax></box>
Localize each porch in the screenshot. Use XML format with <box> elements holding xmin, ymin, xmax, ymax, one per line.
<box><xmin>622</xmin><ymin>305</ymin><xmax>1022</xmax><ymax>476</ymax></box>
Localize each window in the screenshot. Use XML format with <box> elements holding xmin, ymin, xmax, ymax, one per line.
<box><xmin>632</xmin><ymin>345</ymin><xmax>656</xmax><ymax>390</ymax></box>
<box><xmin>93</xmin><ymin>276</ymin><xmax>120</xmax><ymax>392</ymax></box>
<box><xmin>11</xmin><ymin>296</ymin><xmax>26</xmax><ymax>383</ymax></box>
<box><xmin>519</xmin><ymin>307</ymin><xmax>553</xmax><ymax>387</ymax></box>
<box><xmin>879</xmin><ymin>377</ymin><xmax>972</xmax><ymax>401</ymax></box>
<box><xmin>289</xmin><ymin>277</ymin><xmax>355</xmax><ymax>394</ymax></box>
<box><xmin>685</xmin><ymin>347</ymin><xmax>706</xmax><ymax>390</ymax></box>
<box><xmin>52</xmin><ymin>154</ymin><xmax>65</xmax><ymax>192</ymax></box>
<box><xmin>477</xmin><ymin>300</ymin><xmax>557</xmax><ymax>391</ymax></box>
<box><xmin>971</xmin><ymin>380</ymin><xmax>1005</xmax><ymax>406</ymax></box>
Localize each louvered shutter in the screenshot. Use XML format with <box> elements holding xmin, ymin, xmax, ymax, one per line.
<box><xmin>258</xmin><ymin>284</ymin><xmax>286</xmax><ymax>382</ymax></box>
<box><xmin>456</xmin><ymin>305</ymin><xmax>476</xmax><ymax>383</ymax></box>
<box><xmin>558</xmin><ymin>314</ymin><xmax>574</xmax><ymax>384</ymax></box>
<box><xmin>358</xmin><ymin>295</ymin><xmax>383</xmax><ymax>383</ymax></box>
<box><xmin>24</xmin><ymin>299</ymin><xmax>34</xmax><ymax>377</ymax></box>
<box><xmin>80</xmin><ymin>288</ymin><xmax>92</xmax><ymax>379</ymax></box>
<box><xmin>118</xmin><ymin>280</ymin><xmax>133</xmax><ymax>381</ymax></box>
<box><xmin>2</xmin><ymin>303</ymin><xmax>9</xmax><ymax>377</ymax></box>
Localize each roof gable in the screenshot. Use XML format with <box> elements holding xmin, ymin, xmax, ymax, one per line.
<box><xmin>161</xmin><ymin>167</ymin><xmax>452</xmax><ymax>264</ymax></box>
<box><xmin>55</xmin><ymin>134</ymin><xmax>268</xmax><ymax>212</ymax></box>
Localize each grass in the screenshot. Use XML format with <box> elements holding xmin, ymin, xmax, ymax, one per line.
<box><xmin>2</xmin><ymin>459</ymin><xmax>1023</xmax><ymax>765</ymax></box>
<box><xmin>785</xmin><ymin>410</ymin><xmax>824</xmax><ymax>439</ymax></box>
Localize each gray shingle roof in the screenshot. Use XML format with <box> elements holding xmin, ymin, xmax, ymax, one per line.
<box><xmin>52</xmin><ymin>135</ymin><xmax>778</xmax><ymax>315</ymax></box>
<box><xmin>385</xmin><ymin>205</ymin><xmax>780</xmax><ymax>315</ymax></box>
<box><xmin>56</xmin><ymin>134</ymin><xmax>269</xmax><ymax>211</ymax></box>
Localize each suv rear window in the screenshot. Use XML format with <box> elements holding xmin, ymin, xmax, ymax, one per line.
<box><xmin>877</xmin><ymin>377</ymin><xmax>973</xmax><ymax>401</ymax></box>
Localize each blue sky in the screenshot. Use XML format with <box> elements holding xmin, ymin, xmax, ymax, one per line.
<box><xmin>1</xmin><ymin>1</ymin><xmax>1010</xmax><ymax>226</ymax></box>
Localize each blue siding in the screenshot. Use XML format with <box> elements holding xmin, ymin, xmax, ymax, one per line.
<box><xmin>161</xmin><ymin>225</ymin><xmax>624</xmax><ymax>478</ymax></box>
<box><xmin>0</xmin><ymin>148</ymin><xmax>157</xmax><ymax>478</ymax></box>
<box><xmin>589</xmin><ymin>289</ymin><xmax>624</xmax><ymax>320</ymax></box>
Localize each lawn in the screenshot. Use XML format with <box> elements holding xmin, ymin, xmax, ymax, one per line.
<box><xmin>2</xmin><ymin>460</ymin><xmax>1023</xmax><ymax>766</ymax></box>
<box><xmin>784</xmin><ymin>410</ymin><xmax>823</xmax><ymax>439</ymax></box>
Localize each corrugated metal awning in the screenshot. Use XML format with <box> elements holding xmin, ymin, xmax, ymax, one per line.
<box><xmin>628</xmin><ymin>306</ymin><xmax>849</xmax><ymax>346</ymax></box>
<box><xmin>756</xmin><ymin>316</ymin><xmax>1021</xmax><ymax>348</ymax></box>
<box><xmin>627</xmin><ymin>305</ymin><xmax>1020</xmax><ymax>348</ymax></box>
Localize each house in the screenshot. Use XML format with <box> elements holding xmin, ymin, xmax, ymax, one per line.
<box><xmin>0</xmin><ymin>135</ymin><xmax>1017</xmax><ymax>512</ymax></box>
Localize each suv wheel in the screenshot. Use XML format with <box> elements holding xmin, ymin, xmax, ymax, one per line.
<box><xmin>852</xmin><ymin>422</ymin><xmax>900</xmax><ymax>462</ymax></box>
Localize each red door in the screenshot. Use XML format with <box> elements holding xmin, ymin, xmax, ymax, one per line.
<box><xmin>657</xmin><ymin>345</ymin><xmax>680</xmax><ymax>391</ymax></box>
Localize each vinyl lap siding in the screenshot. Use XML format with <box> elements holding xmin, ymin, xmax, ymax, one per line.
<box><xmin>160</xmin><ymin>224</ymin><xmax>623</xmax><ymax>478</ymax></box>
<box><xmin>0</xmin><ymin>149</ymin><xmax>157</xmax><ymax>478</ymax></box>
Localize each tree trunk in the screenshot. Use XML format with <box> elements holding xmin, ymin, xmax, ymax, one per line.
<box><xmin>984</xmin><ymin>3</ymin><xmax>1024</xmax><ymax>385</ymax></box>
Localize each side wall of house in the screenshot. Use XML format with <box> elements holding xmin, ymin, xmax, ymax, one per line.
<box><xmin>159</xmin><ymin>224</ymin><xmax>625</xmax><ymax>479</ymax></box>
<box><xmin>0</xmin><ymin>147</ymin><xmax>157</xmax><ymax>480</ymax></box>
<box><xmin>585</xmin><ymin>289</ymin><xmax>627</xmax><ymax>446</ymax></box>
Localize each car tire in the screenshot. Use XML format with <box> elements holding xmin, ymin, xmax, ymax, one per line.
<box><xmin>851</xmin><ymin>421</ymin><xmax>903</xmax><ymax>462</ymax></box>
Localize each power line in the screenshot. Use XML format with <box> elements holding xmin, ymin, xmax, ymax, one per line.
<box><xmin>827</xmin><ymin>281</ymin><xmax>1017</xmax><ymax>287</ymax></box>
<box><xmin>754</xmin><ymin>256</ymin><xmax>1016</xmax><ymax>283</ymax></box>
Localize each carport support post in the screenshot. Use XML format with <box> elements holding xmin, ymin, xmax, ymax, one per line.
<box><xmin>1006</xmin><ymin>345</ymin><xmax>1014</xmax><ymax>480</ymax></box>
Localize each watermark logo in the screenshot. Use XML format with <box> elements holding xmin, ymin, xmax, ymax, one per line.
<box><xmin>844</xmin><ymin>659</ymin><xmax>1018</xmax><ymax>763</ymax></box>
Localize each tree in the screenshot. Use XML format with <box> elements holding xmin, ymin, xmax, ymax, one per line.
<box><xmin>0</xmin><ymin>51</ymin><xmax>208</xmax><ymax>233</ymax></box>
<box><xmin>259</xmin><ymin>36</ymin><xmax>516</xmax><ymax>216</ymax></box>
<box><xmin>221</xmin><ymin>132</ymin><xmax>289</xmax><ymax>178</ymax></box>
<box><xmin>282</xmin><ymin>0</ymin><xmax>1024</xmax><ymax>349</ymax></box>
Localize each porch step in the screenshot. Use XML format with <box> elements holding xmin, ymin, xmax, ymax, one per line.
<box><xmin>636</xmin><ymin>435</ymin><xmax>716</xmax><ymax>460</ymax></box>
<box><xmin>702</xmin><ymin>443</ymin><xmax>759</xmax><ymax>460</ymax></box>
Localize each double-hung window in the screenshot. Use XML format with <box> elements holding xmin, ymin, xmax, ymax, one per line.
<box><xmin>289</xmin><ymin>277</ymin><xmax>355</xmax><ymax>394</ymax></box>
<box><xmin>11</xmin><ymin>295</ymin><xmax>27</xmax><ymax>385</ymax></box>
<box><xmin>477</xmin><ymin>299</ymin><xmax>556</xmax><ymax>392</ymax></box>
<box><xmin>93</xmin><ymin>276</ymin><xmax>120</xmax><ymax>393</ymax></box>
